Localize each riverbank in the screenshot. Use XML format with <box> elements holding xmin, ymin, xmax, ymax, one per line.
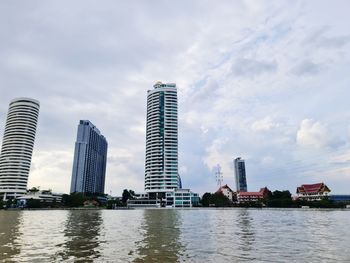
<box><xmin>2</xmin><ymin>206</ymin><xmax>350</xmax><ymax>211</ymax></box>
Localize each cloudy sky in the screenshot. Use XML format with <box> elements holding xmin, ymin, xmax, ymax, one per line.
<box><xmin>0</xmin><ymin>1</ymin><xmax>349</xmax><ymax>196</ymax></box>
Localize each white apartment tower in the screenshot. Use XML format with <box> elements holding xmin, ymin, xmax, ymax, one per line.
<box><xmin>0</xmin><ymin>98</ymin><xmax>40</xmax><ymax>200</ymax></box>
<box><xmin>145</xmin><ymin>82</ymin><xmax>180</xmax><ymax>198</ymax></box>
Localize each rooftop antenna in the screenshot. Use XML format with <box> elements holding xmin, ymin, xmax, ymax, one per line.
<box><xmin>215</xmin><ymin>164</ymin><xmax>223</xmax><ymax>188</ymax></box>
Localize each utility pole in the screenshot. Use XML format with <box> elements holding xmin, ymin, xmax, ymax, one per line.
<box><xmin>215</xmin><ymin>164</ymin><xmax>223</xmax><ymax>188</ymax></box>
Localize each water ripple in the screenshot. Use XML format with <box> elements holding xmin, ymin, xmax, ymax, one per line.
<box><xmin>0</xmin><ymin>209</ymin><xmax>350</xmax><ymax>262</ymax></box>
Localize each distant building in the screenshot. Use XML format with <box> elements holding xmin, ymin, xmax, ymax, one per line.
<box><xmin>128</xmin><ymin>189</ymin><xmax>199</xmax><ymax>208</ymax></box>
<box><xmin>329</xmin><ymin>195</ymin><xmax>350</xmax><ymax>204</ymax></box>
<box><xmin>165</xmin><ymin>189</ymin><xmax>199</xmax><ymax>208</ymax></box>
<box><xmin>145</xmin><ymin>82</ymin><xmax>180</xmax><ymax>200</ymax></box>
<box><xmin>237</xmin><ymin>187</ymin><xmax>269</xmax><ymax>203</ymax></box>
<box><xmin>234</xmin><ymin>157</ymin><xmax>247</xmax><ymax>192</ymax></box>
<box><xmin>216</xmin><ymin>184</ymin><xmax>235</xmax><ymax>202</ymax></box>
<box><xmin>70</xmin><ymin>120</ymin><xmax>108</xmax><ymax>195</ymax></box>
<box><xmin>296</xmin><ymin>183</ymin><xmax>331</xmax><ymax>201</ymax></box>
<box><xmin>133</xmin><ymin>81</ymin><xmax>198</xmax><ymax>208</ymax></box>
<box><xmin>0</xmin><ymin>98</ymin><xmax>40</xmax><ymax>201</ymax></box>
<box><xmin>17</xmin><ymin>189</ymin><xmax>63</xmax><ymax>206</ymax></box>
<box><xmin>134</xmin><ymin>192</ymin><xmax>149</xmax><ymax>199</ymax></box>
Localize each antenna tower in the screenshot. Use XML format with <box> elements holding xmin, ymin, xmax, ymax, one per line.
<box><xmin>215</xmin><ymin>164</ymin><xmax>223</xmax><ymax>188</ymax></box>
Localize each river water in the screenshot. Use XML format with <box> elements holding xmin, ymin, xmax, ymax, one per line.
<box><xmin>0</xmin><ymin>208</ymin><xmax>349</xmax><ymax>262</ymax></box>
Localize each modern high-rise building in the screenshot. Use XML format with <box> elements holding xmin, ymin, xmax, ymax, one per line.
<box><xmin>145</xmin><ymin>81</ymin><xmax>180</xmax><ymax>198</ymax></box>
<box><xmin>0</xmin><ymin>98</ymin><xmax>40</xmax><ymax>200</ymax></box>
<box><xmin>70</xmin><ymin>120</ymin><xmax>108</xmax><ymax>195</ymax></box>
<box><xmin>234</xmin><ymin>157</ymin><xmax>247</xmax><ymax>192</ymax></box>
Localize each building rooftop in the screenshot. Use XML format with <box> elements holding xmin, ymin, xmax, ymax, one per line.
<box><xmin>10</xmin><ymin>97</ymin><xmax>40</xmax><ymax>107</ymax></box>
<box><xmin>297</xmin><ymin>183</ymin><xmax>331</xmax><ymax>194</ymax></box>
<box><xmin>238</xmin><ymin>187</ymin><xmax>269</xmax><ymax>196</ymax></box>
<box><xmin>153</xmin><ymin>81</ymin><xmax>176</xmax><ymax>89</ymax></box>
<box><xmin>216</xmin><ymin>184</ymin><xmax>234</xmax><ymax>194</ymax></box>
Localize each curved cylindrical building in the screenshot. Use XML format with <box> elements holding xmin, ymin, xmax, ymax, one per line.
<box><xmin>145</xmin><ymin>82</ymin><xmax>180</xmax><ymax>196</ymax></box>
<box><xmin>0</xmin><ymin>98</ymin><xmax>40</xmax><ymax>200</ymax></box>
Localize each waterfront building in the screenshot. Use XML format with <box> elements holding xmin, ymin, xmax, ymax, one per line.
<box><xmin>216</xmin><ymin>184</ymin><xmax>235</xmax><ymax>202</ymax></box>
<box><xmin>234</xmin><ymin>157</ymin><xmax>247</xmax><ymax>192</ymax></box>
<box><xmin>145</xmin><ymin>82</ymin><xmax>180</xmax><ymax>199</ymax></box>
<box><xmin>0</xmin><ymin>98</ymin><xmax>40</xmax><ymax>201</ymax></box>
<box><xmin>237</xmin><ymin>187</ymin><xmax>269</xmax><ymax>203</ymax></box>
<box><xmin>296</xmin><ymin>182</ymin><xmax>330</xmax><ymax>201</ymax></box>
<box><xmin>17</xmin><ymin>188</ymin><xmax>63</xmax><ymax>206</ymax></box>
<box><xmin>329</xmin><ymin>195</ymin><xmax>350</xmax><ymax>204</ymax></box>
<box><xmin>127</xmin><ymin>198</ymin><xmax>160</xmax><ymax>208</ymax></box>
<box><xmin>165</xmin><ymin>189</ymin><xmax>199</xmax><ymax>208</ymax></box>
<box><xmin>134</xmin><ymin>192</ymin><xmax>149</xmax><ymax>199</ymax></box>
<box><xmin>70</xmin><ymin>120</ymin><xmax>108</xmax><ymax>195</ymax></box>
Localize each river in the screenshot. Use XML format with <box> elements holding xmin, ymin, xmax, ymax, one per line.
<box><xmin>0</xmin><ymin>208</ymin><xmax>349</xmax><ymax>262</ymax></box>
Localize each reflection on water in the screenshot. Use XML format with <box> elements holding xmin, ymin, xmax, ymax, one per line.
<box><xmin>56</xmin><ymin>210</ymin><xmax>102</xmax><ymax>262</ymax></box>
<box><xmin>134</xmin><ymin>209</ymin><xmax>184</xmax><ymax>263</ymax></box>
<box><xmin>0</xmin><ymin>211</ymin><xmax>22</xmax><ymax>261</ymax></box>
<box><xmin>236</xmin><ymin>209</ymin><xmax>255</xmax><ymax>255</ymax></box>
<box><xmin>0</xmin><ymin>209</ymin><xmax>350</xmax><ymax>262</ymax></box>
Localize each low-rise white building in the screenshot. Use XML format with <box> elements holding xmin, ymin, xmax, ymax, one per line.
<box><xmin>17</xmin><ymin>189</ymin><xmax>63</xmax><ymax>206</ymax></box>
<box><xmin>127</xmin><ymin>189</ymin><xmax>199</xmax><ymax>208</ymax></box>
<box><xmin>166</xmin><ymin>189</ymin><xmax>199</xmax><ymax>208</ymax></box>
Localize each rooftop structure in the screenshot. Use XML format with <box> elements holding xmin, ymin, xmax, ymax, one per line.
<box><xmin>237</xmin><ymin>187</ymin><xmax>269</xmax><ymax>203</ymax></box>
<box><xmin>216</xmin><ymin>184</ymin><xmax>235</xmax><ymax>202</ymax></box>
<box><xmin>296</xmin><ymin>183</ymin><xmax>331</xmax><ymax>201</ymax></box>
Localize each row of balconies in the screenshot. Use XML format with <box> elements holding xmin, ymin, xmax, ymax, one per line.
<box><xmin>4</xmin><ymin>133</ymin><xmax>36</xmax><ymax>142</ymax></box>
<box><xmin>5</xmin><ymin>120</ymin><xmax>38</xmax><ymax>129</ymax></box>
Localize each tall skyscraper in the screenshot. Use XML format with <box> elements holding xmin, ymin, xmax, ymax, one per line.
<box><xmin>70</xmin><ymin>120</ymin><xmax>108</xmax><ymax>195</ymax></box>
<box><xmin>145</xmin><ymin>81</ymin><xmax>180</xmax><ymax>198</ymax></box>
<box><xmin>234</xmin><ymin>157</ymin><xmax>247</xmax><ymax>192</ymax></box>
<box><xmin>0</xmin><ymin>98</ymin><xmax>40</xmax><ymax>200</ymax></box>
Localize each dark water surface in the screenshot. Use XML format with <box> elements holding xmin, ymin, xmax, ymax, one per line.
<box><xmin>0</xmin><ymin>209</ymin><xmax>349</xmax><ymax>262</ymax></box>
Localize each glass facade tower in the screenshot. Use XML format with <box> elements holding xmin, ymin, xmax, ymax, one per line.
<box><xmin>70</xmin><ymin>120</ymin><xmax>108</xmax><ymax>195</ymax></box>
<box><xmin>234</xmin><ymin>157</ymin><xmax>248</xmax><ymax>192</ymax></box>
<box><xmin>0</xmin><ymin>98</ymin><xmax>40</xmax><ymax>200</ymax></box>
<box><xmin>145</xmin><ymin>82</ymin><xmax>180</xmax><ymax>195</ymax></box>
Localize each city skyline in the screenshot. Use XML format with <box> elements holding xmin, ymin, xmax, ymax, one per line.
<box><xmin>0</xmin><ymin>1</ymin><xmax>349</xmax><ymax>195</ymax></box>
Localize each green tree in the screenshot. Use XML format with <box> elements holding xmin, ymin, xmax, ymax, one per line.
<box><xmin>211</xmin><ymin>192</ymin><xmax>231</xmax><ymax>207</ymax></box>
<box><xmin>62</xmin><ymin>193</ymin><xmax>86</xmax><ymax>207</ymax></box>
<box><xmin>26</xmin><ymin>199</ymin><xmax>42</xmax><ymax>208</ymax></box>
<box><xmin>122</xmin><ymin>189</ymin><xmax>135</xmax><ymax>205</ymax></box>
<box><xmin>266</xmin><ymin>190</ymin><xmax>293</xmax><ymax>208</ymax></box>
<box><xmin>106</xmin><ymin>198</ymin><xmax>123</xmax><ymax>209</ymax></box>
<box><xmin>201</xmin><ymin>192</ymin><xmax>212</xmax><ymax>207</ymax></box>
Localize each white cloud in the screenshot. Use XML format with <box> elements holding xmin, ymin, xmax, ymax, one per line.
<box><xmin>0</xmin><ymin>1</ymin><xmax>350</xmax><ymax>195</ymax></box>
<box><xmin>296</xmin><ymin>119</ymin><xmax>344</xmax><ymax>149</ymax></box>
<box><xmin>251</xmin><ymin>116</ymin><xmax>280</xmax><ymax>132</ymax></box>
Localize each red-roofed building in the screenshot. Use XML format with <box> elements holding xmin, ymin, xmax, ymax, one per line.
<box><xmin>237</xmin><ymin>187</ymin><xmax>269</xmax><ymax>203</ymax></box>
<box><xmin>296</xmin><ymin>183</ymin><xmax>331</xmax><ymax>201</ymax></box>
<box><xmin>216</xmin><ymin>184</ymin><xmax>236</xmax><ymax>202</ymax></box>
